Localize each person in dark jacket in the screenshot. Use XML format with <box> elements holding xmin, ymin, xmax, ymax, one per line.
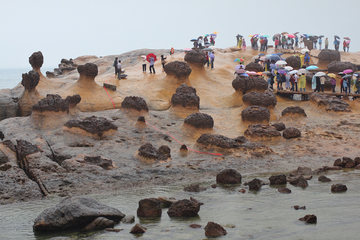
<box><xmin>113</xmin><ymin>57</ymin><xmax>118</xmax><ymax>76</ymax></box>
<box><xmin>161</xmin><ymin>55</ymin><xmax>167</xmax><ymax>72</ymax></box>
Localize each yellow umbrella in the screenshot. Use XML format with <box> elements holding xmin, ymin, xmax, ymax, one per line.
<box><xmin>248</xmin><ymin>35</ymin><xmax>253</xmax><ymax>37</ymax></box>
<box><xmin>213</xmin><ymin>31</ymin><xmax>218</xmax><ymax>34</ymax></box>
<box><xmin>327</xmin><ymin>73</ymin><xmax>336</xmax><ymax>78</ymax></box>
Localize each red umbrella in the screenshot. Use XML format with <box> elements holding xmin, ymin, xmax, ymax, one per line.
<box><xmin>344</xmin><ymin>37</ymin><xmax>350</xmax><ymax>40</ymax></box>
<box><xmin>146</xmin><ymin>53</ymin><xmax>157</xmax><ymax>63</ymax></box>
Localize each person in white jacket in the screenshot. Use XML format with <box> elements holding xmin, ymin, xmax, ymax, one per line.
<box><xmin>117</xmin><ymin>60</ymin><xmax>122</xmax><ymax>79</ymax></box>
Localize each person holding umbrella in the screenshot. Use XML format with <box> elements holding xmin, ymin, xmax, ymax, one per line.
<box><xmin>299</xmin><ymin>73</ymin><xmax>306</xmax><ymax>92</ymax></box>
<box><xmin>343</xmin><ymin>40</ymin><xmax>347</xmax><ymax>52</ymax></box>
<box><xmin>147</xmin><ymin>53</ymin><xmax>156</xmax><ymax>74</ymax></box>
<box><xmin>330</xmin><ymin>75</ymin><xmax>336</xmax><ymax>92</ymax></box>
<box><xmin>334</xmin><ymin>37</ymin><xmax>340</xmax><ymax>51</ymax></box>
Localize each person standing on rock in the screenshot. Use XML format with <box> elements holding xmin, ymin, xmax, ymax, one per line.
<box><xmin>210</xmin><ymin>51</ymin><xmax>215</xmax><ymax>69</ymax></box>
<box><xmin>334</xmin><ymin>38</ymin><xmax>340</xmax><ymax>51</ymax></box>
<box><xmin>242</xmin><ymin>38</ymin><xmax>246</xmax><ymax>50</ymax></box>
<box><xmin>343</xmin><ymin>40</ymin><xmax>347</xmax><ymax>52</ymax></box>
<box><xmin>117</xmin><ymin>60</ymin><xmax>122</xmax><ymax>80</ymax></box>
<box><xmin>304</xmin><ymin>53</ymin><xmax>310</xmax><ymax>67</ymax></box>
<box><xmin>161</xmin><ymin>55</ymin><xmax>167</xmax><ymax>72</ymax></box>
<box><xmin>113</xmin><ymin>57</ymin><xmax>118</xmax><ymax>76</ymax></box>
<box><xmin>346</xmin><ymin>41</ymin><xmax>350</xmax><ymax>52</ymax></box>
<box><xmin>149</xmin><ymin>56</ymin><xmax>155</xmax><ymax>74</ymax></box>
<box><xmin>355</xmin><ymin>75</ymin><xmax>360</xmax><ymax>94</ymax></box>
<box><xmin>142</xmin><ymin>57</ymin><xmax>147</xmax><ymax>73</ymax></box>
<box><xmin>311</xmin><ymin>73</ymin><xmax>317</xmax><ymax>92</ymax></box>
<box><xmin>320</xmin><ymin>75</ymin><xmax>326</xmax><ymax>92</ymax></box>
<box><xmin>204</xmin><ymin>52</ymin><xmax>210</xmax><ymax>67</ymax></box>
<box><xmin>238</xmin><ymin>37</ymin><xmax>243</xmax><ymax>49</ymax></box>
<box><xmin>325</xmin><ymin>38</ymin><xmax>329</xmax><ymax>49</ymax></box>
<box><xmin>294</xmin><ymin>73</ymin><xmax>299</xmax><ymax>91</ymax></box>
<box><xmin>318</xmin><ymin>38</ymin><xmax>322</xmax><ymax>50</ymax></box>
<box><xmin>299</xmin><ymin>74</ymin><xmax>306</xmax><ymax>92</ymax></box>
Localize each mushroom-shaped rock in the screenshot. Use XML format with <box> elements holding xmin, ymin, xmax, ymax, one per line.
<box><xmin>22</xmin><ymin>70</ymin><xmax>40</xmax><ymax>91</ymax></box>
<box><xmin>158</xmin><ymin>145</ymin><xmax>171</xmax><ymax>160</ymax></box>
<box><xmin>196</xmin><ymin>134</ymin><xmax>240</xmax><ymax>149</ymax></box>
<box><xmin>244</xmin><ymin>124</ymin><xmax>281</xmax><ymax>139</ymax></box>
<box><xmin>310</xmin><ymin>93</ymin><xmax>350</xmax><ymax>112</ymax></box>
<box><xmin>121</xmin><ymin>96</ymin><xmax>149</xmax><ymax>112</ymax></box>
<box><xmin>252</xmin><ymin>76</ymin><xmax>269</xmax><ymax>91</ymax></box>
<box><xmin>241</xmin><ymin>106</ymin><xmax>270</xmax><ymax>123</ymax></box>
<box><xmin>285</xmin><ymin>55</ymin><xmax>301</xmax><ymax>69</ymax></box>
<box><xmin>171</xmin><ymin>84</ymin><xmax>200</xmax><ymax>109</ymax></box>
<box><xmin>33</xmin><ymin>196</ymin><xmax>125</xmax><ymax>232</ymax></box>
<box><xmin>64</xmin><ymin>116</ymin><xmax>118</xmax><ymax>137</ymax></box>
<box><xmin>32</xmin><ymin>94</ymin><xmax>69</xmax><ymax>113</ymax></box>
<box><xmin>184</xmin><ymin>113</ymin><xmax>214</xmax><ymax>128</ymax></box>
<box><xmin>283</xmin><ymin>127</ymin><xmax>301</xmax><ymax>139</ymax></box>
<box><xmin>78</xmin><ymin>63</ymin><xmax>98</xmax><ymax>77</ymax></box>
<box><xmin>242</xmin><ymin>91</ymin><xmax>277</xmax><ymax>108</ymax></box>
<box><xmin>247</xmin><ymin>178</ymin><xmax>262</xmax><ymax>191</ymax></box>
<box><xmin>29</xmin><ymin>51</ymin><xmax>44</xmax><ymax>71</ymax></box>
<box><xmin>204</xmin><ymin>222</ymin><xmax>227</xmax><ymax>238</ymax></box>
<box><xmin>269</xmin><ymin>174</ymin><xmax>287</xmax><ymax>185</ymax></box>
<box><xmin>272</xmin><ymin>123</ymin><xmax>286</xmax><ymax>131</ymax></box>
<box><xmin>18</xmin><ymin>70</ymin><xmax>41</xmax><ymax>116</ymax></box>
<box><xmin>327</xmin><ymin>61</ymin><xmax>357</xmax><ymax>73</ymax></box>
<box><xmin>164</xmin><ymin>61</ymin><xmax>192</xmax><ymax>79</ymax></box>
<box><xmin>167</xmin><ymin>198</ymin><xmax>201</xmax><ymax>217</ymax></box>
<box><xmin>184</xmin><ymin>49</ymin><xmax>206</xmax><ymax>67</ymax></box>
<box><xmin>331</xmin><ymin>184</ymin><xmax>347</xmax><ymax>192</ymax></box>
<box><xmin>245</xmin><ymin>62</ymin><xmax>264</xmax><ymax>72</ymax></box>
<box><xmin>281</xmin><ymin>106</ymin><xmax>307</xmax><ymax>117</ymax></box>
<box><xmin>216</xmin><ymin>169</ymin><xmax>242</xmax><ymax>184</ymax></box>
<box><xmin>318</xmin><ymin>49</ymin><xmax>341</xmax><ymax>63</ymax></box>
<box><xmin>232</xmin><ymin>76</ymin><xmax>267</xmax><ymax>94</ymax></box>
<box><xmin>137</xmin><ymin>198</ymin><xmax>162</xmax><ymax>217</ymax></box>
<box><xmin>138</xmin><ymin>143</ymin><xmax>158</xmax><ymax>159</ymax></box>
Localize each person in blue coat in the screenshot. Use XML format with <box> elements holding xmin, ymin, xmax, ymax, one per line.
<box><xmin>304</xmin><ymin>53</ymin><xmax>310</xmax><ymax>67</ymax></box>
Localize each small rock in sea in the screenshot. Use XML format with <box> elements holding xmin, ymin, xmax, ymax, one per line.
<box><xmin>105</xmin><ymin>228</ymin><xmax>123</xmax><ymax>232</ymax></box>
<box><xmin>221</xmin><ymin>224</ymin><xmax>236</xmax><ymax>228</ymax></box>
<box><xmin>278</xmin><ymin>187</ymin><xmax>291</xmax><ymax>194</ymax></box>
<box><xmin>318</xmin><ymin>175</ymin><xmax>332</xmax><ymax>182</ymax></box>
<box><xmin>289</xmin><ymin>176</ymin><xmax>308</xmax><ymax>188</ymax></box>
<box><xmin>247</xmin><ymin>178</ymin><xmax>262</xmax><ymax>191</ymax></box>
<box><xmin>183</xmin><ymin>184</ymin><xmax>206</xmax><ymax>192</ymax></box>
<box><xmin>299</xmin><ymin>214</ymin><xmax>317</xmax><ymax>224</ymax></box>
<box><xmin>292</xmin><ymin>205</ymin><xmax>306</xmax><ymax>210</ymax></box>
<box><xmin>121</xmin><ymin>215</ymin><xmax>135</xmax><ymax>224</ymax></box>
<box><xmin>239</xmin><ymin>189</ymin><xmax>246</xmax><ymax>193</ymax></box>
<box><xmin>189</xmin><ymin>224</ymin><xmax>202</xmax><ymax>229</ymax></box>
<box><xmin>331</xmin><ymin>184</ymin><xmax>347</xmax><ymax>193</ymax></box>
<box><xmin>216</xmin><ymin>169</ymin><xmax>242</xmax><ymax>184</ymax></box>
<box><xmin>269</xmin><ymin>174</ymin><xmax>287</xmax><ymax>185</ymax></box>
<box><xmin>204</xmin><ymin>221</ymin><xmax>227</xmax><ymax>238</ymax></box>
<box><xmin>211</xmin><ymin>184</ymin><xmax>217</xmax><ymax>188</ymax></box>
<box><xmin>130</xmin><ymin>223</ymin><xmax>147</xmax><ymax>234</ymax></box>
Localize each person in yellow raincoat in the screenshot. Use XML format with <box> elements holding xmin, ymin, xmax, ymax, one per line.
<box><xmin>298</xmin><ymin>73</ymin><xmax>306</xmax><ymax>91</ymax></box>
<box><xmin>238</xmin><ymin>38</ymin><xmax>243</xmax><ymax>49</ymax></box>
<box><xmin>299</xmin><ymin>53</ymin><xmax>304</xmax><ymax>67</ymax></box>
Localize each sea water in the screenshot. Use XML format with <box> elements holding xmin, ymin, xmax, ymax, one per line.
<box><xmin>0</xmin><ymin>170</ymin><xmax>359</xmax><ymax>240</ymax></box>
<box><xmin>0</xmin><ymin>68</ymin><xmax>55</xmax><ymax>90</ymax></box>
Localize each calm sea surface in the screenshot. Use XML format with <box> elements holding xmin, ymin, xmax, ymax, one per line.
<box><xmin>0</xmin><ymin>68</ymin><xmax>55</xmax><ymax>90</ymax></box>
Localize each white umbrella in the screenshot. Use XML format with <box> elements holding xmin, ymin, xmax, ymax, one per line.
<box><xmin>298</xmin><ymin>69</ymin><xmax>308</xmax><ymax>74</ymax></box>
<box><xmin>235</xmin><ymin>65</ymin><xmax>245</xmax><ymax>70</ymax></box>
<box><xmin>276</xmin><ymin>60</ymin><xmax>287</xmax><ymax>65</ymax></box>
<box><xmin>300</xmin><ymin>48</ymin><xmax>310</xmax><ymax>54</ymax></box>
<box><xmin>315</xmin><ymin>71</ymin><xmax>326</xmax><ymax>77</ymax></box>
<box><xmin>284</xmin><ymin>66</ymin><xmax>293</xmax><ymax>71</ymax></box>
<box><xmin>251</xmin><ymin>55</ymin><xmax>260</xmax><ymax>61</ymax></box>
<box><xmin>289</xmin><ymin>70</ymin><xmax>298</xmax><ymax>75</ymax></box>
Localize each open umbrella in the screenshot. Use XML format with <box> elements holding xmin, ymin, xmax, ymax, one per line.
<box><xmin>281</xmin><ymin>31</ymin><xmax>289</xmax><ymax>35</ymax></box>
<box><xmin>315</xmin><ymin>72</ymin><xmax>326</xmax><ymax>77</ymax></box>
<box><xmin>247</xmin><ymin>71</ymin><xmax>258</xmax><ymax>76</ymax></box>
<box><xmin>293</xmin><ymin>32</ymin><xmax>299</xmax><ymax>35</ymax></box>
<box><xmin>190</xmin><ymin>39</ymin><xmax>197</xmax><ymax>42</ymax></box>
<box><xmin>344</xmin><ymin>37</ymin><xmax>350</xmax><ymax>40</ymax></box>
<box><xmin>300</xmin><ymin>49</ymin><xmax>310</xmax><ymax>54</ymax></box>
<box><xmin>267</xmin><ymin>55</ymin><xmax>281</xmax><ymax>61</ymax></box>
<box><xmin>259</xmin><ymin>53</ymin><xmax>266</xmax><ymax>57</ymax></box>
<box><xmin>260</xmin><ymin>34</ymin><xmax>270</xmax><ymax>38</ymax></box>
<box><xmin>183</xmin><ymin>48</ymin><xmax>192</xmax><ymax>51</ymax></box>
<box><xmin>327</xmin><ymin>73</ymin><xmax>336</xmax><ymax>78</ymax></box>
<box><xmin>338</xmin><ymin>72</ymin><xmax>345</xmax><ymax>76</ymax></box>
<box><xmin>248</xmin><ymin>35</ymin><xmax>253</xmax><ymax>37</ymax></box>
<box><xmin>289</xmin><ymin>70</ymin><xmax>298</xmax><ymax>75</ymax></box>
<box><xmin>275</xmin><ymin>53</ymin><xmax>283</xmax><ymax>56</ymax></box>
<box><xmin>262</xmin><ymin>71</ymin><xmax>271</xmax><ymax>75</ymax></box>
<box><xmin>343</xmin><ymin>74</ymin><xmax>352</xmax><ymax>79</ymax></box>
<box><xmin>278</xmin><ymin>69</ymin><xmax>287</xmax><ymax>74</ymax></box>
<box><xmin>213</xmin><ymin>31</ymin><xmax>218</xmax><ymax>34</ymax></box>
<box><xmin>319</xmin><ymin>35</ymin><xmax>324</xmax><ymax>38</ymax></box>
<box><xmin>203</xmin><ymin>48</ymin><xmax>212</xmax><ymax>51</ymax></box>
<box><xmin>343</xmin><ymin>69</ymin><xmax>353</xmax><ymax>74</ymax></box>
<box><xmin>306</xmin><ymin>65</ymin><xmax>319</xmax><ymax>70</ymax></box>
<box><xmin>141</xmin><ymin>55</ymin><xmax>146</xmax><ymax>59</ymax></box>
<box><xmin>251</xmin><ymin>55</ymin><xmax>260</xmax><ymax>61</ymax></box>
<box><xmin>260</xmin><ymin>57</ymin><xmax>266</xmax><ymax>61</ymax></box>
<box><xmin>234</xmin><ymin>58</ymin><xmax>242</xmax><ymax>62</ymax></box>
<box><xmin>276</xmin><ymin>60</ymin><xmax>287</xmax><ymax>65</ymax></box>
<box><xmin>346</xmin><ymin>40</ymin><xmax>351</xmax><ymax>44</ymax></box>
<box><xmin>146</xmin><ymin>53</ymin><xmax>157</xmax><ymax>62</ymax></box>
<box><xmin>334</xmin><ymin>35</ymin><xmax>340</xmax><ymax>39</ymax></box>
<box><xmin>204</xmin><ymin>34</ymin><xmax>209</xmax><ymax>37</ymax></box>
<box><xmin>287</xmin><ymin>34</ymin><xmax>296</xmax><ymax>38</ymax></box>
<box><xmin>284</xmin><ymin>66</ymin><xmax>293</xmax><ymax>71</ymax></box>
<box><xmin>298</xmin><ymin>69</ymin><xmax>308</xmax><ymax>74</ymax></box>
<box><xmin>235</xmin><ymin>65</ymin><xmax>245</xmax><ymax>70</ymax></box>
<box><xmin>210</xmin><ymin>33</ymin><xmax>217</xmax><ymax>37</ymax></box>
<box><xmin>237</xmin><ymin>69</ymin><xmax>246</xmax><ymax>74</ymax></box>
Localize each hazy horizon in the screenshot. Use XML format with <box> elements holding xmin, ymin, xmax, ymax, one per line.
<box><xmin>1</xmin><ymin>0</ymin><xmax>359</xmax><ymax>69</ymax></box>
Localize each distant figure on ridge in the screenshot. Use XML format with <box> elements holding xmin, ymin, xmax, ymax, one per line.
<box><xmin>113</xmin><ymin>57</ymin><xmax>118</xmax><ymax>76</ymax></box>
<box><xmin>209</xmin><ymin>51</ymin><xmax>215</xmax><ymax>69</ymax></box>
<box><xmin>325</xmin><ymin>38</ymin><xmax>329</xmax><ymax>49</ymax></box>
<box><xmin>117</xmin><ymin>60</ymin><xmax>122</xmax><ymax>80</ymax></box>
<box><xmin>149</xmin><ymin>56</ymin><xmax>155</xmax><ymax>74</ymax></box>
<box><xmin>161</xmin><ymin>55</ymin><xmax>167</xmax><ymax>72</ymax></box>
<box><xmin>142</xmin><ymin>57</ymin><xmax>146</xmax><ymax>73</ymax></box>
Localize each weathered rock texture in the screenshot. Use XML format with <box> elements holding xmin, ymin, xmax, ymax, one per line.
<box><xmin>244</xmin><ymin>124</ymin><xmax>281</xmax><ymax>139</ymax></box>
<box><xmin>242</xmin><ymin>91</ymin><xmax>277</xmax><ymax>108</ymax></box>
<box><xmin>310</xmin><ymin>93</ymin><xmax>350</xmax><ymax>112</ymax></box>
<box><xmin>184</xmin><ymin>112</ymin><xmax>214</xmax><ymax>128</ymax></box>
<box><xmin>216</xmin><ymin>169</ymin><xmax>242</xmax><ymax>184</ymax></box>
<box><xmin>171</xmin><ymin>84</ymin><xmax>200</xmax><ymax>109</ymax></box>
<box><xmin>18</xmin><ymin>70</ymin><xmax>41</xmax><ymax>116</ymax></box>
<box><xmin>331</xmin><ymin>184</ymin><xmax>347</xmax><ymax>192</ymax></box>
<box><xmin>272</xmin><ymin>123</ymin><xmax>286</xmax><ymax>131</ymax></box>
<box><xmin>64</xmin><ymin>116</ymin><xmax>118</xmax><ymax>137</ymax></box>
<box><xmin>318</xmin><ymin>49</ymin><xmax>341</xmax><ymax>63</ymax></box>
<box><xmin>138</xmin><ymin>143</ymin><xmax>171</xmax><ymax>160</ymax></box>
<box><xmin>32</xmin><ymin>94</ymin><xmax>70</xmax><ymax>112</ymax></box>
<box><xmin>245</xmin><ymin>62</ymin><xmax>264</xmax><ymax>72</ymax></box>
<box><xmin>327</xmin><ymin>61</ymin><xmax>357</xmax><ymax>73</ymax></box>
<box><xmin>204</xmin><ymin>222</ymin><xmax>227</xmax><ymax>238</ymax></box>
<box><xmin>29</xmin><ymin>51</ymin><xmax>44</xmax><ymax>70</ymax></box>
<box><xmin>137</xmin><ymin>198</ymin><xmax>162</xmax><ymax>217</ymax></box>
<box><xmin>164</xmin><ymin>61</ymin><xmax>192</xmax><ymax>79</ymax></box>
<box><xmin>167</xmin><ymin>198</ymin><xmax>201</xmax><ymax>217</ymax></box>
<box><xmin>184</xmin><ymin>49</ymin><xmax>206</xmax><ymax>67</ymax></box>
<box><xmin>241</xmin><ymin>106</ymin><xmax>270</xmax><ymax>123</ymax></box>
<box><xmin>197</xmin><ymin>134</ymin><xmax>240</xmax><ymax>149</ymax></box>
<box><xmin>269</xmin><ymin>174</ymin><xmax>287</xmax><ymax>185</ymax></box>
<box><xmin>281</xmin><ymin>106</ymin><xmax>307</xmax><ymax>117</ymax></box>
<box><xmin>121</xmin><ymin>96</ymin><xmax>149</xmax><ymax>112</ymax></box>
<box><xmin>232</xmin><ymin>76</ymin><xmax>268</xmax><ymax>94</ymax></box>
<box><xmin>285</xmin><ymin>55</ymin><xmax>301</xmax><ymax>69</ymax></box>
<box><xmin>21</xmin><ymin>70</ymin><xmax>40</xmax><ymax>91</ymax></box>
<box><xmin>283</xmin><ymin>127</ymin><xmax>301</xmax><ymax>139</ymax></box>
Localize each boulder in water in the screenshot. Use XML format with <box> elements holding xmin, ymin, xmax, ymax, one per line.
<box><xmin>204</xmin><ymin>222</ymin><xmax>227</xmax><ymax>238</ymax></box>
<box><xmin>137</xmin><ymin>198</ymin><xmax>162</xmax><ymax>217</ymax></box>
<box><xmin>216</xmin><ymin>169</ymin><xmax>242</xmax><ymax>184</ymax></box>
<box><xmin>167</xmin><ymin>198</ymin><xmax>201</xmax><ymax>217</ymax></box>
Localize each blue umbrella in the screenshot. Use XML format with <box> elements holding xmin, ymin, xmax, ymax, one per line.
<box><xmin>267</xmin><ymin>55</ymin><xmax>281</xmax><ymax>61</ymax></box>
<box><xmin>259</xmin><ymin>53</ymin><xmax>265</xmax><ymax>56</ymax></box>
<box><xmin>275</xmin><ymin>53</ymin><xmax>283</xmax><ymax>56</ymax></box>
<box><xmin>190</xmin><ymin>39</ymin><xmax>197</xmax><ymax>42</ymax></box>
<box><xmin>306</xmin><ymin>65</ymin><xmax>319</xmax><ymax>70</ymax></box>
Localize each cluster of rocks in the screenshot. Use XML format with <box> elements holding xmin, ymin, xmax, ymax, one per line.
<box><xmin>241</xmin><ymin>106</ymin><xmax>270</xmax><ymax>123</ymax></box>
<box><xmin>232</xmin><ymin>75</ymin><xmax>268</xmax><ymax>94</ymax></box>
<box><xmin>171</xmin><ymin>83</ymin><xmax>200</xmax><ymax>109</ymax></box>
<box><xmin>310</xmin><ymin>93</ymin><xmax>350</xmax><ymax>112</ymax></box>
<box><xmin>244</xmin><ymin>123</ymin><xmax>301</xmax><ymax>140</ymax></box>
<box><xmin>137</xmin><ymin>143</ymin><xmax>171</xmax><ymax>160</ymax></box>
<box><xmin>46</xmin><ymin>58</ymin><xmax>78</xmax><ymax>78</ymax></box>
<box><xmin>64</xmin><ymin>115</ymin><xmax>118</xmax><ymax>137</ymax></box>
<box><xmin>32</xmin><ymin>94</ymin><xmax>80</xmax><ymax>113</ymax></box>
<box><xmin>333</xmin><ymin>156</ymin><xmax>360</xmax><ymax>169</ymax></box>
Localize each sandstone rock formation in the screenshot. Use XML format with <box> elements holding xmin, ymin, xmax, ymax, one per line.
<box><xmin>184</xmin><ymin>49</ymin><xmax>206</xmax><ymax>68</ymax></box>
<box><xmin>121</xmin><ymin>96</ymin><xmax>149</xmax><ymax>112</ymax></box>
<box><xmin>242</xmin><ymin>91</ymin><xmax>277</xmax><ymax>108</ymax></box>
<box><xmin>232</xmin><ymin>76</ymin><xmax>268</xmax><ymax>94</ymax></box>
<box><xmin>285</xmin><ymin>55</ymin><xmax>301</xmax><ymax>69</ymax></box>
<box><xmin>64</xmin><ymin>116</ymin><xmax>118</xmax><ymax>138</ymax></box>
<box><xmin>327</xmin><ymin>61</ymin><xmax>357</xmax><ymax>73</ymax></box>
<box><xmin>184</xmin><ymin>112</ymin><xmax>214</xmax><ymax>128</ymax></box>
<box><xmin>29</xmin><ymin>51</ymin><xmax>44</xmax><ymax>73</ymax></box>
<box><xmin>241</xmin><ymin>106</ymin><xmax>270</xmax><ymax>123</ymax></box>
<box><xmin>245</xmin><ymin>62</ymin><xmax>264</xmax><ymax>72</ymax></box>
<box><xmin>244</xmin><ymin>124</ymin><xmax>281</xmax><ymax>140</ymax></box>
<box><xmin>281</xmin><ymin>106</ymin><xmax>307</xmax><ymax>117</ymax></box>
<box><xmin>310</xmin><ymin>93</ymin><xmax>350</xmax><ymax>112</ymax></box>
<box><xmin>46</xmin><ymin>59</ymin><xmax>78</xmax><ymax>78</ymax></box>
<box><xmin>164</xmin><ymin>61</ymin><xmax>192</xmax><ymax>80</ymax></box>
<box><xmin>171</xmin><ymin>83</ymin><xmax>200</xmax><ymax>109</ymax></box>
<box><xmin>18</xmin><ymin>70</ymin><xmax>41</xmax><ymax>116</ymax></box>
<box><xmin>318</xmin><ymin>49</ymin><xmax>341</xmax><ymax>64</ymax></box>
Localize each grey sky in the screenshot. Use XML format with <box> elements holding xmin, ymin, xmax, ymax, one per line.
<box><xmin>1</xmin><ymin>0</ymin><xmax>359</xmax><ymax>69</ymax></box>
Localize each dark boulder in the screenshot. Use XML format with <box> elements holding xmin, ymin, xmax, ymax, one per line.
<box><xmin>354</xmin><ymin>157</ymin><xmax>360</xmax><ymax>166</ymax></box>
<box><xmin>242</xmin><ymin>91</ymin><xmax>277</xmax><ymax>108</ymax></box>
<box><xmin>138</xmin><ymin>143</ymin><xmax>159</xmax><ymax>159</ymax></box>
<box><xmin>21</xmin><ymin>70</ymin><xmax>40</xmax><ymax>91</ymax></box>
<box><xmin>84</xmin><ymin>156</ymin><xmax>114</xmax><ymax>170</ymax></box>
<box><xmin>285</xmin><ymin>55</ymin><xmax>301</xmax><ymax>69</ymax></box>
<box><xmin>271</xmin><ymin>123</ymin><xmax>286</xmax><ymax>131</ymax></box>
<box><xmin>29</xmin><ymin>51</ymin><xmax>44</xmax><ymax>69</ymax></box>
<box><xmin>318</xmin><ymin>49</ymin><xmax>341</xmax><ymax>63</ymax></box>
<box><xmin>310</xmin><ymin>93</ymin><xmax>350</xmax><ymax>112</ymax></box>
<box><xmin>167</xmin><ymin>198</ymin><xmax>201</xmax><ymax>217</ymax></box>
<box><xmin>252</xmin><ymin>76</ymin><xmax>269</xmax><ymax>91</ymax></box>
<box><xmin>184</xmin><ymin>113</ymin><xmax>214</xmax><ymax>128</ymax></box>
<box><xmin>32</xmin><ymin>94</ymin><xmax>69</xmax><ymax>112</ymax></box>
<box><xmin>121</xmin><ymin>96</ymin><xmax>148</xmax><ymax>112</ymax></box>
<box><xmin>343</xmin><ymin>157</ymin><xmax>356</xmax><ymax>168</ymax></box>
<box><xmin>33</xmin><ymin>196</ymin><xmax>125</xmax><ymax>232</ymax></box>
<box><xmin>204</xmin><ymin>222</ymin><xmax>227</xmax><ymax>238</ymax></box>
<box><xmin>64</xmin><ymin>116</ymin><xmax>118</xmax><ymax>137</ymax></box>
<box><xmin>216</xmin><ymin>169</ymin><xmax>242</xmax><ymax>184</ymax></box>
<box><xmin>171</xmin><ymin>84</ymin><xmax>200</xmax><ymax>108</ymax></box>
<box><xmin>281</xmin><ymin>106</ymin><xmax>307</xmax><ymax>117</ymax></box>
<box><xmin>244</xmin><ymin>124</ymin><xmax>281</xmax><ymax>139</ymax></box>
<box><xmin>331</xmin><ymin>184</ymin><xmax>347</xmax><ymax>192</ymax></box>
<box><xmin>0</xmin><ymin>94</ymin><xmax>18</xmax><ymax>121</ymax></box>
<box><xmin>333</xmin><ymin>158</ymin><xmax>342</xmax><ymax>167</ymax></box>
<box><xmin>77</xmin><ymin>63</ymin><xmax>98</xmax><ymax>76</ymax></box>
<box><xmin>232</xmin><ymin>76</ymin><xmax>267</xmax><ymax>94</ymax></box>
<box><xmin>278</xmin><ymin>187</ymin><xmax>291</xmax><ymax>194</ymax></box>
<box><xmin>269</xmin><ymin>174</ymin><xmax>287</xmax><ymax>185</ymax></box>
<box><xmin>299</xmin><ymin>214</ymin><xmax>317</xmax><ymax>224</ymax></box>
<box><xmin>283</xmin><ymin>127</ymin><xmax>301</xmax><ymax>139</ymax></box>
<box><xmin>189</xmin><ymin>224</ymin><xmax>202</xmax><ymax>228</ymax></box>
<box><xmin>130</xmin><ymin>223</ymin><xmax>147</xmax><ymax>234</ymax></box>
<box><xmin>233</xmin><ymin>136</ymin><xmax>249</xmax><ymax>144</ymax></box>
<box><xmin>289</xmin><ymin>176</ymin><xmax>308</xmax><ymax>188</ymax></box>
<box><xmin>245</xmin><ymin>62</ymin><xmax>264</xmax><ymax>72</ymax></box>
<box><xmin>65</xmin><ymin>95</ymin><xmax>81</xmax><ymax>108</ymax></box>
<box><xmin>327</xmin><ymin>61</ymin><xmax>357</xmax><ymax>73</ymax></box>
<box><xmin>82</xmin><ymin>217</ymin><xmax>114</xmax><ymax>231</ymax></box>
<box><xmin>158</xmin><ymin>145</ymin><xmax>171</xmax><ymax>160</ymax></box>
<box><xmin>184</xmin><ymin>49</ymin><xmax>206</xmax><ymax>67</ymax></box>
<box><xmin>137</xmin><ymin>198</ymin><xmax>162</xmax><ymax>217</ymax></box>
<box><xmin>241</xmin><ymin>106</ymin><xmax>270</xmax><ymax>123</ymax></box>
<box><xmin>196</xmin><ymin>134</ymin><xmax>240</xmax><ymax>149</ymax></box>
<box><xmin>318</xmin><ymin>175</ymin><xmax>332</xmax><ymax>182</ymax></box>
<box><xmin>164</xmin><ymin>61</ymin><xmax>192</xmax><ymax>79</ymax></box>
<box><xmin>247</xmin><ymin>178</ymin><xmax>262</xmax><ymax>191</ymax></box>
